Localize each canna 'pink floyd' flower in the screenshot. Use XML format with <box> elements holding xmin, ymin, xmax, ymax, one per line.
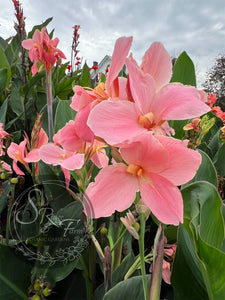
<box><xmin>22</xmin><ymin>27</ymin><xmax>66</xmax><ymax>76</ymax></box>
<box><xmin>84</xmin><ymin>132</ymin><xmax>201</xmax><ymax>225</ymax></box>
<box><xmin>87</xmin><ymin>42</ymin><xmax>210</xmax><ymax>145</ymax></box>
<box><xmin>7</xmin><ymin>138</ymin><xmax>30</xmax><ymax>175</ymax></box>
<box><xmin>70</xmin><ymin>37</ymin><xmax>133</xmax><ymax>142</ymax></box>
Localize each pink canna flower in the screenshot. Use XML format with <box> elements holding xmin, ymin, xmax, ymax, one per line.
<box><xmin>84</xmin><ymin>132</ymin><xmax>201</xmax><ymax>225</ymax></box>
<box><xmin>39</xmin><ymin>143</ymin><xmax>84</xmax><ymax>171</ymax></box>
<box><xmin>24</xmin><ymin>128</ymin><xmax>48</xmax><ymax>163</ymax></box>
<box><xmin>22</xmin><ymin>27</ymin><xmax>66</xmax><ymax>76</ymax></box>
<box><xmin>7</xmin><ymin>138</ymin><xmax>30</xmax><ymax>175</ymax></box>
<box><xmin>70</xmin><ymin>37</ymin><xmax>133</xmax><ymax>142</ymax></box>
<box><xmin>87</xmin><ymin>42</ymin><xmax>210</xmax><ymax>145</ymax></box>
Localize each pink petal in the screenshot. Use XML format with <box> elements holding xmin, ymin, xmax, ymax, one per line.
<box><xmin>88</xmin><ymin>100</ymin><xmax>145</xmax><ymax>145</ymax></box>
<box><xmin>61</xmin><ymin>167</ymin><xmax>70</xmax><ymax>188</ymax></box>
<box><xmin>39</xmin><ymin>143</ymin><xmax>64</xmax><ymax>165</ymax></box>
<box><xmin>152</xmin><ymin>83</ymin><xmax>210</xmax><ymax>122</ymax></box>
<box><xmin>120</xmin><ymin>132</ymin><xmax>168</xmax><ymax>174</ymax></box>
<box><xmin>74</xmin><ymin>106</ymin><xmax>95</xmax><ymax>143</ymax></box>
<box><xmin>61</xmin><ymin>153</ymin><xmax>84</xmax><ymax>170</ymax></box>
<box><xmin>140</xmin><ymin>173</ymin><xmax>183</xmax><ymax>225</ymax></box>
<box><xmin>13</xmin><ymin>160</ymin><xmax>25</xmax><ymax>175</ymax></box>
<box><xmin>56</xmin><ymin>121</ymin><xmax>84</xmax><ymax>152</ymax></box>
<box><xmin>71</xmin><ymin>86</ymin><xmax>94</xmax><ymax>111</ymax></box>
<box><xmin>21</xmin><ymin>39</ymin><xmax>34</xmax><ymax>50</ymax></box>
<box><xmin>155</xmin><ymin>136</ymin><xmax>202</xmax><ymax>186</ymax></box>
<box><xmin>24</xmin><ymin>149</ymin><xmax>40</xmax><ymax>163</ymax></box>
<box><xmin>83</xmin><ymin>164</ymin><xmax>139</xmax><ymax>218</ymax></box>
<box><xmin>126</xmin><ymin>56</ymin><xmax>155</xmax><ymax>113</ymax></box>
<box><xmin>141</xmin><ymin>42</ymin><xmax>172</xmax><ymax>91</ymax></box>
<box><xmin>91</xmin><ymin>148</ymin><xmax>109</xmax><ymax>168</ymax></box>
<box><xmin>105</xmin><ymin>36</ymin><xmax>132</xmax><ymax>94</ymax></box>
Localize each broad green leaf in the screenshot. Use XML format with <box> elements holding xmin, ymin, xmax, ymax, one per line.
<box><xmin>0</xmin><ymin>245</ymin><xmax>30</xmax><ymax>300</ymax></box>
<box><xmin>170</xmin><ymin>51</ymin><xmax>196</xmax><ymax>86</ymax></box>
<box><xmin>198</xmin><ymin>236</ymin><xmax>225</xmax><ymax>299</ymax></box>
<box><xmin>182</xmin><ymin>149</ymin><xmax>218</xmax><ymax>188</ymax></box>
<box><xmin>214</xmin><ymin>143</ymin><xmax>225</xmax><ymax>177</ymax></box>
<box><xmin>28</xmin><ymin>17</ymin><xmax>53</xmax><ymax>38</ymax></box>
<box><xmin>55</xmin><ymin>77</ymin><xmax>75</xmax><ymax>99</ymax></box>
<box><xmin>5</xmin><ymin>34</ymin><xmax>21</xmax><ymax>66</ymax></box>
<box><xmin>79</xmin><ymin>63</ymin><xmax>90</xmax><ymax>87</ymax></box>
<box><xmin>0</xmin><ymin>44</ymin><xmax>11</xmax><ymax>87</ymax></box>
<box><xmin>0</xmin><ymin>98</ymin><xmax>8</xmax><ymax>125</ymax></box>
<box><xmin>9</xmin><ymin>78</ymin><xmax>24</xmax><ymax>116</ymax></box>
<box><xmin>21</xmin><ymin>70</ymin><xmax>45</xmax><ymax>98</ymax></box>
<box><xmin>0</xmin><ymin>68</ymin><xmax>8</xmax><ymax>95</ymax></box>
<box><xmin>0</xmin><ymin>37</ymin><xmax>8</xmax><ymax>50</ymax></box>
<box><xmin>54</xmin><ymin>99</ymin><xmax>76</xmax><ymax>132</ymax></box>
<box><xmin>103</xmin><ymin>275</ymin><xmax>151</xmax><ymax>300</ymax></box>
<box><xmin>182</xmin><ymin>181</ymin><xmax>224</xmax><ymax>249</ymax></box>
<box><xmin>171</xmin><ymin>225</ymin><xmax>209</xmax><ymax>300</ymax></box>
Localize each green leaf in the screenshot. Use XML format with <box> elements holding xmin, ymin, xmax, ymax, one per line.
<box><xmin>9</xmin><ymin>78</ymin><xmax>24</xmax><ymax>116</ymax></box>
<box><xmin>182</xmin><ymin>181</ymin><xmax>224</xmax><ymax>249</ymax></box>
<box><xmin>182</xmin><ymin>150</ymin><xmax>218</xmax><ymax>188</ymax></box>
<box><xmin>171</xmin><ymin>225</ymin><xmax>209</xmax><ymax>300</ymax></box>
<box><xmin>5</xmin><ymin>34</ymin><xmax>21</xmax><ymax>66</ymax></box>
<box><xmin>54</xmin><ymin>99</ymin><xmax>76</xmax><ymax>132</ymax></box>
<box><xmin>103</xmin><ymin>275</ymin><xmax>151</xmax><ymax>300</ymax></box>
<box><xmin>55</xmin><ymin>77</ymin><xmax>75</xmax><ymax>99</ymax></box>
<box><xmin>0</xmin><ymin>245</ymin><xmax>30</xmax><ymax>299</ymax></box>
<box><xmin>28</xmin><ymin>17</ymin><xmax>53</xmax><ymax>38</ymax></box>
<box><xmin>0</xmin><ymin>44</ymin><xmax>11</xmax><ymax>87</ymax></box>
<box><xmin>170</xmin><ymin>51</ymin><xmax>196</xmax><ymax>86</ymax></box>
<box><xmin>197</xmin><ymin>236</ymin><xmax>225</xmax><ymax>299</ymax></box>
<box><xmin>214</xmin><ymin>143</ymin><xmax>225</xmax><ymax>177</ymax></box>
<box><xmin>79</xmin><ymin>63</ymin><xmax>90</xmax><ymax>87</ymax></box>
<box><xmin>0</xmin><ymin>181</ymin><xmax>10</xmax><ymax>214</ymax></box>
<box><xmin>0</xmin><ymin>68</ymin><xmax>8</xmax><ymax>95</ymax></box>
<box><xmin>0</xmin><ymin>98</ymin><xmax>8</xmax><ymax>125</ymax></box>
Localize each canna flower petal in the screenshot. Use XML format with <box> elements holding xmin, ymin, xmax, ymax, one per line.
<box><xmin>155</xmin><ymin>135</ymin><xmax>202</xmax><ymax>186</ymax></box>
<box><xmin>140</xmin><ymin>173</ymin><xmax>183</xmax><ymax>225</ymax></box>
<box><xmin>87</xmin><ymin>100</ymin><xmax>145</xmax><ymax>145</ymax></box>
<box><xmin>84</xmin><ymin>164</ymin><xmax>139</xmax><ymax>218</ymax></box>
<box><xmin>60</xmin><ymin>153</ymin><xmax>84</xmax><ymax>170</ymax></box>
<box><xmin>152</xmin><ymin>83</ymin><xmax>211</xmax><ymax>122</ymax></box>
<box><xmin>105</xmin><ymin>36</ymin><xmax>132</xmax><ymax>95</ymax></box>
<box><xmin>140</xmin><ymin>42</ymin><xmax>173</xmax><ymax>91</ymax></box>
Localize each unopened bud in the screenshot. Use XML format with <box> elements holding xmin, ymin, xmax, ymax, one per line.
<box><xmin>10</xmin><ymin>177</ymin><xmax>18</xmax><ymax>184</ymax></box>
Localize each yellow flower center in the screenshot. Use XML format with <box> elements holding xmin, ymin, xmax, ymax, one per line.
<box><xmin>126</xmin><ymin>164</ymin><xmax>143</xmax><ymax>177</ymax></box>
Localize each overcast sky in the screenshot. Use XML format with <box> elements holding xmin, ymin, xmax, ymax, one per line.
<box><xmin>1</xmin><ymin>0</ymin><xmax>225</xmax><ymax>87</ymax></box>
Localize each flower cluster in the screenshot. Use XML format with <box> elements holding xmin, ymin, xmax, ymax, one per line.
<box><xmin>70</xmin><ymin>37</ymin><xmax>210</xmax><ymax>225</ymax></box>
<box><xmin>22</xmin><ymin>27</ymin><xmax>66</xmax><ymax>76</ymax></box>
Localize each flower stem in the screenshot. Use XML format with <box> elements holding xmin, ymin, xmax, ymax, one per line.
<box><xmin>139</xmin><ymin>213</ymin><xmax>149</xmax><ymax>300</ymax></box>
<box><xmin>46</xmin><ymin>71</ymin><xmax>54</xmax><ymax>142</ymax></box>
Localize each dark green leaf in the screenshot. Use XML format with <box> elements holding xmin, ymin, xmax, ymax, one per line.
<box><xmin>0</xmin><ymin>68</ymin><xmax>8</xmax><ymax>95</ymax></box>
<box><xmin>54</xmin><ymin>99</ymin><xmax>76</xmax><ymax>132</ymax></box>
<box><xmin>0</xmin><ymin>45</ymin><xmax>11</xmax><ymax>87</ymax></box>
<box><xmin>103</xmin><ymin>275</ymin><xmax>151</xmax><ymax>300</ymax></box>
<box><xmin>28</xmin><ymin>18</ymin><xmax>53</xmax><ymax>38</ymax></box>
<box><xmin>0</xmin><ymin>98</ymin><xmax>8</xmax><ymax>125</ymax></box>
<box><xmin>79</xmin><ymin>63</ymin><xmax>90</xmax><ymax>87</ymax></box>
<box><xmin>0</xmin><ymin>181</ymin><xmax>10</xmax><ymax>214</ymax></box>
<box><xmin>0</xmin><ymin>245</ymin><xmax>30</xmax><ymax>299</ymax></box>
<box><xmin>171</xmin><ymin>225</ymin><xmax>209</xmax><ymax>300</ymax></box>
<box><xmin>170</xmin><ymin>51</ymin><xmax>196</xmax><ymax>86</ymax></box>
